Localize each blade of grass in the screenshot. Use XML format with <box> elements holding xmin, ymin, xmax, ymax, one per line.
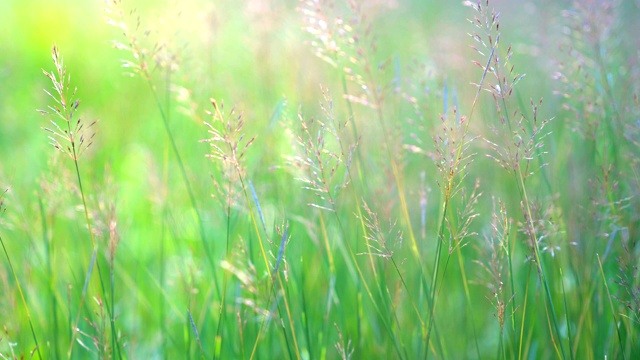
<box><xmin>597</xmin><ymin>253</ymin><xmax>626</xmax><ymax>358</ymax></box>
<box><xmin>1</xmin><ymin>192</ymin><xmax>42</xmax><ymax>360</ymax></box>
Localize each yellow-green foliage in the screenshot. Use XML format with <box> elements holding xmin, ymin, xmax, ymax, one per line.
<box><xmin>0</xmin><ymin>1</ymin><xmax>639</xmax><ymax>359</ymax></box>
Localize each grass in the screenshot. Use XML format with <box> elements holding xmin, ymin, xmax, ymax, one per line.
<box><xmin>0</xmin><ymin>0</ymin><xmax>639</xmax><ymax>358</ymax></box>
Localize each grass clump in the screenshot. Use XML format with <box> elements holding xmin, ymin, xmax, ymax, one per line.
<box><xmin>0</xmin><ymin>0</ymin><xmax>639</xmax><ymax>359</ymax></box>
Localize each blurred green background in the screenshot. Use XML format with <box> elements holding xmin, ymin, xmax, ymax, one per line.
<box><xmin>1</xmin><ymin>0</ymin><xmax>640</xmax><ymax>359</ymax></box>
<box><xmin>2</xmin><ymin>0</ymin><xmax>638</xmax><ymax>189</ymax></box>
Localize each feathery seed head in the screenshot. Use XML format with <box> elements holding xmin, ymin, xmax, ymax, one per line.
<box><xmin>39</xmin><ymin>46</ymin><xmax>96</xmax><ymax>161</ymax></box>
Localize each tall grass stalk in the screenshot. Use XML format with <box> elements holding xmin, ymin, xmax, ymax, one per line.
<box><xmin>300</xmin><ymin>3</ymin><xmax>443</xmax><ymax>356</ymax></box>
<box><xmin>201</xmin><ymin>98</ymin><xmax>295</xmax><ymax>359</ymax></box>
<box><xmin>38</xmin><ymin>45</ymin><xmax>124</xmax><ymax>358</ymax></box>
<box><xmin>597</xmin><ymin>254</ymin><xmax>626</xmax><ymax>359</ymax></box>
<box><xmin>422</xmin><ymin>0</ymin><xmax>504</xmax><ymax>353</ymax></box>
<box><xmin>105</xmin><ymin>0</ymin><xmax>218</xmax><ymax>290</ymax></box>
<box><xmin>0</xmin><ymin>190</ymin><xmax>42</xmax><ymax>359</ymax></box>
<box><xmin>287</xmin><ymin>91</ymin><xmax>412</xmax><ymax>357</ymax></box>
<box><xmin>466</xmin><ymin>0</ymin><xmax>567</xmax><ymax>357</ymax></box>
<box><xmin>302</xmin><ymin>6</ymin><xmax>395</xmax><ymax>347</ymax></box>
<box><xmin>202</xmin><ymin>98</ymin><xmax>301</xmax><ymax>359</ymax></box>
<box><xmin>36</xmin><ymin>193</ymin><xmax>60</xmax><ymax>359</ymax></box>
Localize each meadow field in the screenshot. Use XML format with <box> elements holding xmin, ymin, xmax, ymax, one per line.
<box><xmin>0</xmin><ymin>0</ymin><xmax>639</xmax><ymax>358</ymax></box>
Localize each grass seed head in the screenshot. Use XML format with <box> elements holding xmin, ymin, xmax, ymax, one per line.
<box><xmin>39</xmin><ymin>46</ymin><xmax>96</xmax><ymax>161</ymax></box>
